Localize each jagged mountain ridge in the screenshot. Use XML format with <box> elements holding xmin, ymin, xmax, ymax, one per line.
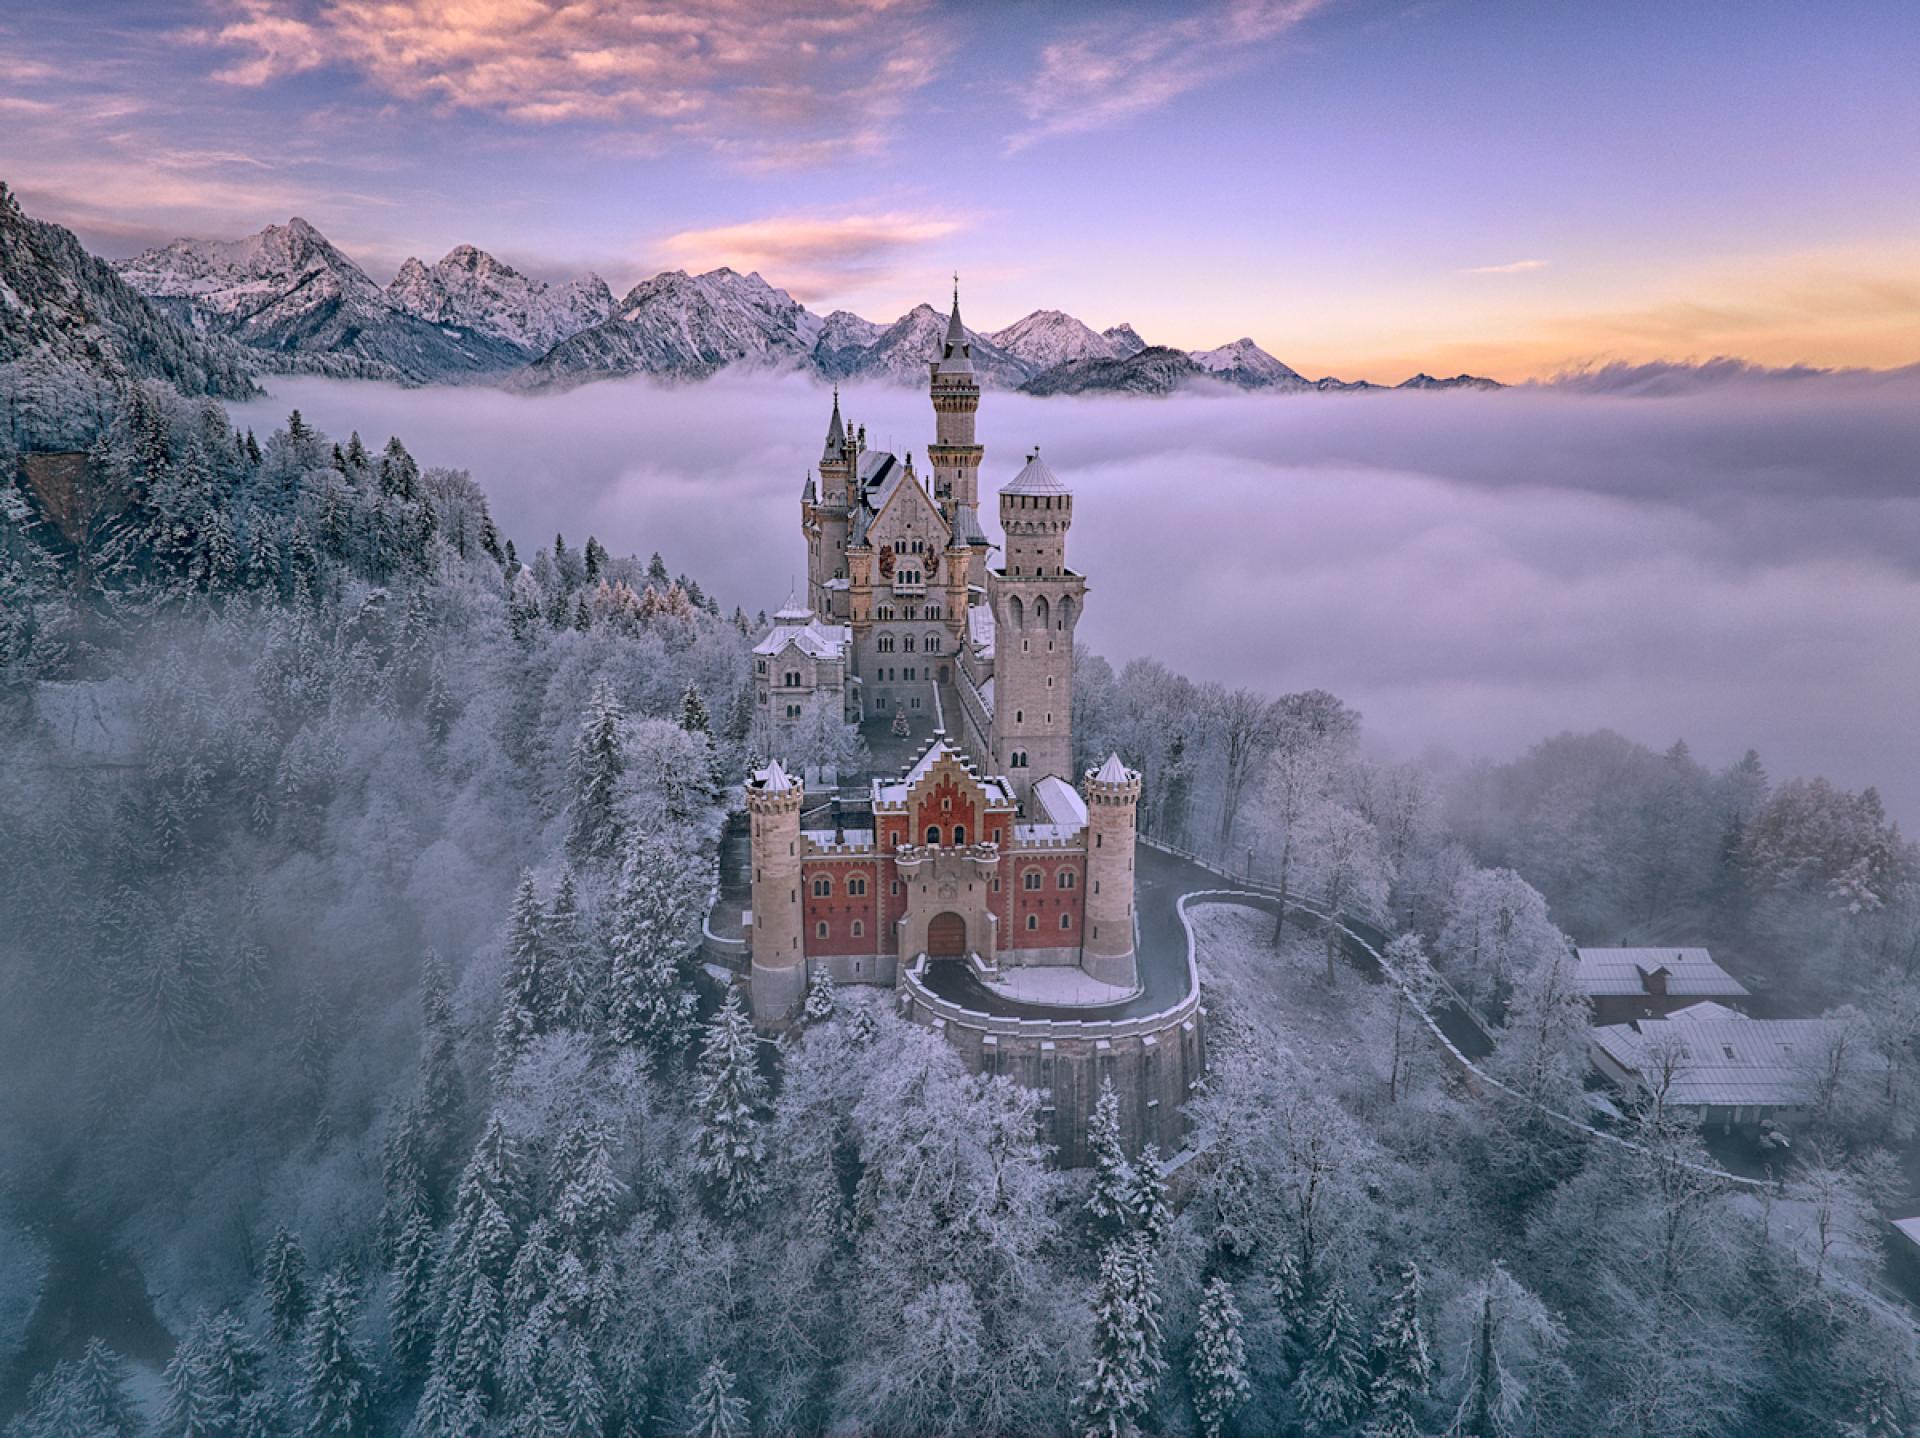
<box><xmin>387</xmin><ymin>245</ymin><xmax>613</xmax><ymax>355</ymax></box>
<box><xmin>0</xmin><ymin>182</ymin><xmax>259</xmax><ymax>400</ymax></box>
<box><xmin>109</xmin><ymin>215</ymin><xmax>1503</xmax><ymax>392</ymax></box>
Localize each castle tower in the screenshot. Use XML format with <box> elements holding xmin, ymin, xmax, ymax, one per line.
<box><xmin>809</xmin><ymin>390</ymin><xmax>853</xmax><ymax>619</ymax></box>
<box><xmin>1081</xmin><ymin>754</ymin><xmax>1142</xmax><ymax>988</ymax></box>
<box><xmin>928</xmin><ymin>282</ymin><xmax>984</xmax><ymax>517</ymax></box>
<box><xmin>987</xmin><ymin>450</ymin><xmax>1085</xmax><ymax>808</ymax></box>
<box><xmin>746</xmin><ymin>760</ymin><xmax>806</xmax><ymax>1027</ymax></box>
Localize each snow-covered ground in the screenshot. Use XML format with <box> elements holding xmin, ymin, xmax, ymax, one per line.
<box><xmin>1191</xmin><ymin>902</ymin><xmax>1433</xmax><ymax>1102</ymax></box>
<box><xmin>979</xmin><ymin>965</ymin><xmax>1136</xmax><ymax>1007</ymax></box>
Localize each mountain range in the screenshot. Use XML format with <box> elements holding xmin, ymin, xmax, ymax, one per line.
<box><xmin>6</xmin><ymin>200</ymin><xmax>1503</xmax><ymax>395</ymax></box>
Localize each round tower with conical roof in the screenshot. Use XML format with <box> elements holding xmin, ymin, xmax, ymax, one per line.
<box><xmin>988</xmin><ymin>448</ymin><xmax>1085</xmax><ymax>808</ymax></box>
<box><xmin>747</xmin><ymin>759</ymin><xmax>807</xmax><ymax>1027</ymax></box>
<box><xmin>1081</xmin><ymin>753</ymin><xmax>1142</xmax><ymax>987</ymax></box>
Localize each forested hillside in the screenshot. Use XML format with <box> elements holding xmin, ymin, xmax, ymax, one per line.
<box><xmin>2</xmin><ymin>358</ymin><xmax>1917</xmax><ymax>1437</ymax></box>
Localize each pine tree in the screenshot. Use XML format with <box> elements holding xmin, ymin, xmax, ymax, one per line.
<box><xmin>263</xmin><ymin>1226</ymin><xmax>309</xmax><ymax>1343</ymax></box>
<box><xmin>846</xmin><ymin>1003</ymin><xmax>879</xmax><ymax>1048</ymax></box>
<box><xmin>647</xmin><ymin>552</ymin><xmax>669</xmax><ymax>588</ymax></box>
<box><xmin>1128</xmin><ymin>1144</ymin><xmax>1170</xmax><ymax>1248</ymax></box>
<box><xmin>1292</xmin><ymin>1283</ymin><xmax>1369</xmax><ymax>1437</ymax></box>
<box><xmin>692</xmin><ymin>991</ymin><xmax>768</xmax><ymax>1218</ymax></box>
<box><xmin>1850</xmin><ymin>1371</ymin><xmax>1907</xmax><ymax>1438</ymax></box>
<box><xmin>493</xmin><ymin>871</ymin><xmax>547</xmax><ymax>1084</ymax></box>
<box><xmin>419</xmin><ymin>949</ymin><xmax>466</xmax><ymax>1193</ymax></box>
<box><xmin>544</xmin><ymin>869</ymin><xmax>598</xmax><ymax>1032</ymax></box>
<box><xmin>1190</xmin><ymin>1277</ymin><xmax>1251</xmax><ymax>1438</ymax></box>
<box><xmin>802</xmin><ymin>968</ymin><xmax>836</xmax><ymax>1024</ymax></box>
<box><xmin>681</xmin><ymin>681</ymin><xmax>711</xmax><ymax>736</ymax></box>
<box><xmin>381</xmin><ymin>1100</ymin><xmax>433</xmax><ymax>1255</ymax></box>
<box><xmin>604</xmin><ymin>831</ymin><xmax>704</xmax><ymax>1063</ymax></box>
<box><xmin>388</xmin><ymin>1202</ymin><xmax>439</xmax><ymax>1373</ymax></box>
<box><xmin>1086</xmin><ymin>1078</ymin><xmax>1136</xmax><ymax>1238</ymax></box>
<box><xmin>298</xmin><ymin>1273</ymin><xmax>368</xmax><ymax>1437</ymax></box>
<box><xmin>584</xmin><ymin>536</ymin><xmax>607</xmax><ymax>582</ymax></box>
<box><xmin>1269</xmin><ymin>1243</ymin><xmax>1307</xmax><ymax>1362</ymax></box>
<box><xmin>548</xmin><ymin>1117</ymin><xmax>627</xmax><ymax>1264</ymax></box>
<box><xmin>568</xmin><ymin>683</ymin><xmax>627</xmax><ymax>864</ymax></box>
<box><xmin>162</xmin><ymin>1310</ymin><xmax>276</xmax><ymax>1438</ymax></box>
<box><xmin>685</xmin><ymin>1358</ymin><xmax>747</xmax><ymax>1438</ymax></box>
<box><xmin>22</xmin><ymin>1339</ymin><xmax>144</xmax><ymax>1438</ymax></box>
<box><xmin>1081</xmin><ymin>1235</ymin><xmax>1163</xmax><ymax>1438</ymax></box>
<box><xmin>160</xmin><ymin>1315</ymin><xmax>217</xmax><ymax>1438</ymax></box>
<box><xmin>540</xmin><ymin>1322</ymin><xmax>604</xmax><ymax>1438</ymax></box>
<box><xmin>1365</xmin><ymin>1264</ymin><xmax>1432</xmax><ymax>1438</ymax></box>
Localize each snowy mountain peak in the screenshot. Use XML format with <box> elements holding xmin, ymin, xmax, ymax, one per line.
<box><xmin>1102</xmin><ymin>323</ymin><xmax>1148</xmax><ymax>357</ymax></box>
<box><xmin>989</xmin><ymin>309</ymin><xmax>1127</xmax><ymax>370</ymax></box>
<box><xmin>1187</xmin><ymin>337</ymin><xmax>1309</xmax><ymax>390</ymax></box>
<box><xmin>386</xmin><ymin>243</ymin><xmax>612</xmax><ymax>355</ymax></box>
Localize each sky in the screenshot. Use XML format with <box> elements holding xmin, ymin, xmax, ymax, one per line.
<box><xmin>228</xmin><ymin>369</ymin><xmax>1920</xmax><ymax>830</ymax></box>
<box><xmin>6</xmin><ymin>0</ymin><xmax>1919</xmax><ymax>380</ymax></box>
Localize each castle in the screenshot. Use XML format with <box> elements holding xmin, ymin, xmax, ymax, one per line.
<box><xmin>742</xmin><ymin>288</ymin><xmax>1143</xmax><ymax>1028</ymax></box>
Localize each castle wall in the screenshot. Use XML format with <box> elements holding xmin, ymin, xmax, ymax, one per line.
<box><xmin>1008</xmin><ymin>850</ymin><xmax>1087</xmax><ymax>957</ymax></box>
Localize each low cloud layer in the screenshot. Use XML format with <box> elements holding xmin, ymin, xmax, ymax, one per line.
<box><xmin>231</xmin><ymin>372</ymin><xmax>1920</xmax><ymax>827</ymax></box>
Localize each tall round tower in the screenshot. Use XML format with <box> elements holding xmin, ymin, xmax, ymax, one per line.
<box><xmin>747</xmin><ymin>759</ymin><xmax>806</xmax><ymax>1027</ymax></box>
<box><xmin>928</xmin><ymin>282</ymin><xmax>984</xmax><ymax>512</ymax></box>
<box><xmin>1081</xmin><ymin>753</ymin><xmax>1142</xmax><ymax>988</ymax></box>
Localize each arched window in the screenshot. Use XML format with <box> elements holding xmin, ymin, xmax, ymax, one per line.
<box><xmin>1023</xmin><ymin>869</ymin><xmax>1043</xmax><ymax>891</ymax></box>
<box><xmin>1060</xmin><ymin>912</ymin><xmax>1073</xmax><ymax>930</ymax></box>
<box><xmin>847</xmin><ymin>875</ymin><xmax>867</xmax><ymax>896</ymax></box>
<box><xmin>812</xmin><ymin>877</ymin><xmax>831</xmax><ymax>897</ymax></box>
<box><xmin>926</xmin><ymin>825</ymin><xmax>942</xmax><ymax>846</ymax></box>
<box><xmin>1008</xmin><ymin>595</ymin><xmax>1024</xmax><ymax>630</ymax></box>
<box><xmin>903</xmin><ymin>634</ymin><xmax>917</xmax><ymax>652</ymax></box>
<box><xmin>953</xmin><ymin>825</ymin><xmax>967</xmax><ymax>845</ymax></box>
<box><xmin>851</xmin><ymin>919</ymin><xmax>865</xmax><ymax>938</ymax></box>
<box><xmin>1033</xmin><ymin>595</ymin><xmax>1050</xmax><ymax>628</ymax></box>
<box><xmin>815</xmin><ymin>921</ymin><xmax>829</xmax><ymax>938</ymax></box>
<box><xmin>784</xmin><ymin>671</ymin><xmax>801</xmax><ymax>687</ymax></box>
<box><xmin>1058</xmin><ymin>871</ymin><xmax>1076</xmax><ymax>890</ymax></box>
<box><xmin>925</xmin><ymin>633</ymin><xmax>940</xmax><ymax>653</ymax></box>
<box><xmin>877</xmin><ymin>632</ymin><xmax>896</xmax><ymax>653</ymax></box>
<box><xmin>1025</xmin><ymin>914</ymin><xmax>1038</xmax><ymax>931</ymax></box>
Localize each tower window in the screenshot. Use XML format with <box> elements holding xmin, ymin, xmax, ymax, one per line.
<box><xmin>847</xmin><ymin>875</ymin><xmax>867</xmax><ymax>896</ymax></box>
<box><xmin>1058</xmin><ymin>871</ymin><xmax>1075</xmax><ymax>890</ymax></box>
<box><xmin>813</xmin><ymin>877</ymin><xmax>832</xmax><ymax>897</ymax></box>
<box><xmin>1024</xmin><ymin>870</ymin><xmax>1043</xmax><ymax>891</ymax></box>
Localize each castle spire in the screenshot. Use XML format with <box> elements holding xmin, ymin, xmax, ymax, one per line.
<box><xmin>823</xmin><ymin>385</ymin><xmax>845</xmax><ymax>459</ymax></box>
<box><xmin>944</xmin><ymin>274</ymin><xmax>965</xmax><ymax>350</ymax></box>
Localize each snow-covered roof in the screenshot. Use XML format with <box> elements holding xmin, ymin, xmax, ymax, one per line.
<box><xmin>967</xmin><ymin>604</ymin><xmax>996</xmax><ymax>658</ymax></box>
<box><xmin>1033</xmin><ymin>775</ymin><xmax>1088</xmax><ymax>830</ymax></box>
<box><xmin>1894</xmin><ymin>1217</ymin><xmax>1920</xmax><ymax>1252</ymax></box>
<box><xmin>1015</xmin><ymin>823</ymin><xmax>1081</xmax><ymax>844</ymax></box>
<box><xmin>1091</xmin><ymin>753</ymin><xmax>1132</xmax><ymax>785</ymax></box>
<box><xmin>1574</xmin><ymin>947</ymin><xmax>1748</xmax><ymax>999</ymax></box>
<box><xmin>1590</xmin><ymin>1003</ymin><xmax>1853</xmax><ymax>1108</ymax></box>
<box><xmin>873</xmin><ymin>735</ymin><xmax>1013</xmax><ymax>808</ymax></box>
<box><xmin>753</xmin><ymin>613</ymin><xmax>849</xmax><ymax>661</ymax></box>
<box><xmin>1004</xmin><ymin>449</ymin><xmax>1068</xmax><ymax>496</ymax></box>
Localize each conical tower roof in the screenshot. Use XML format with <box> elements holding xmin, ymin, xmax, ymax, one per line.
<box><xmin>822</xmin><ymin>387</ymin><xmax>845</xmax><ymax>459</ymax></box>
<box><xmin>1004</xmin><ymin>447</ymin><xmax>1068</xmax><ymax>496</ymax></box>
<box><xmin>938</xmin><ymin>277</ymin><xmax>974</xmax><ymax>375</ymax></box>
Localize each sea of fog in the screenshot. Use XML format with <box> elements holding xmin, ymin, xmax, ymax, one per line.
<box><xmin>230</xmin><ymin>370</ymin><xmax>1920</xmax><ymax>829</ymax></box>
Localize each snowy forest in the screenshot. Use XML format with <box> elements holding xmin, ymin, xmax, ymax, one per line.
<box><xmin>4</xmin><ymin>356</ymin><xmax>1919</xmax><ymax>1438</ymax></box>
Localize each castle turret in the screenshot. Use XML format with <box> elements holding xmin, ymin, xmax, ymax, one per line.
<box><xmin>809</xmin><ymin>389</ymin><xmax>854</xmax><ymax>619</ymax></box>
<box><xmin>1081</xmin><ymin>753</ymin><xmax>1142</xmax><ymax>988</ymax></box>
<box><xmin>928</xmin><ymin>282</ymin><xmax>984</xmax><ymax>517</ymax></box>
<box><xmin>988</xmin><ymin>449</ymin><xmax>1084</xmax><ymax>808</ymax></box>
<box><xmin>747</xmin><ymin>760</ymin><xmax>806</xmax><ymax>1027</ymax></box>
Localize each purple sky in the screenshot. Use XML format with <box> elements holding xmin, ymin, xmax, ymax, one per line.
<box><xmin>6</xmin><ymin>0</ymin><xmax>1918</xmax><ymax>379</ymax></box>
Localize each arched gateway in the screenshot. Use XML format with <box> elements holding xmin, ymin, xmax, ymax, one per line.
<box><xmin>927</xmin><ymin>911</ymin><xmax>967</xmax><ymax>958</ymax></box>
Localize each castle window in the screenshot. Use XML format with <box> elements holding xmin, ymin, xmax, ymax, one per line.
<box><xmin>926</xmin><ymin>825</ymin><xmax>942</xmax><ymax>846</ymax></box>
<box><xmin>756</xmin><ymin>659</ymin><xmax>767</xmax><ymax>674</ymax></box>
<box><xmin>784</xmin><ymin>671</ymin><xmax>801</xmax><ymax>687</ymax></box>
<box><xmin>926</xmin><ymin>634</ymin><xmax>940</xmax><ymax>653</ymax></box>
<box><xmin>1015</xmin><ymin>710</ymin><xmax>1023</xmax><ymax>724</ymax></box>
<box><xmin>877</xmin><ymin>633</ymin><xmax>896</xmax><ymax>653</ymax></box>
<box><xmin>891</xmin><ymin>881</ymin><xmax>901</xmax><ymax>895</ymax></box>
<box><xmin>813</xmin><ymin>877</ymin><xmax>831</xmax><ymax>897</ymax></box>
<box><xmin>953</xmin><ymin>825</ymin><xmax>967</xmax><ymax>845</ymax></box>
<box><xmin>786</xmin><ymin>704</ymin><xmax>801</xmax><ymax>719</ymax></box>
<box><xmin>816</xmin><ymin>921</ymin><xmax>829</xmax><ymax>939</ymax></box>
<box><xmin>1024</xmin><ymin>870</ymin><xmax>1043</xmax><ymax>891</ymax></box>
<box><xmin>851</xmin><ymin>919</ymin><xmax>865</xmax><ymax>938</ymax></box>
<box><xmin>1026</xmin><ymin>914</ymin><xmax>1038</xmax><ymax>931</ymax></box>
<box><xmin>1060</xmin><ymin>912</ymin><xmax>1073</xmax><ymax>930</ymax></box>
<box><xmin>1058</xmin><ymin>871</ymin><xmax>1075</xmax><ymax>890</ymax></box>
<box><xmin>847</xmin><ymin>875</ymin><xmax>867</xmax><ymax>896</ymax></box>
<box><xmin>903</xmin><ymin>635</ymin><xmax>916</xmax><ymax>652</ymax></box>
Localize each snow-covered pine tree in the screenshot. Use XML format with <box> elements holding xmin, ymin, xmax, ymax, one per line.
<box><xmin>1269</xmin><ymin>1243</ymin><xmax>1307</xmax><ymax>1362</ymax></box>
<box><xmin>604</xmin><ymin>830</ymin><xmax>705</xmax><ymax>1064</ymax></box>
<box><xmin>543</xmin><ymin>868</ymin><xmax>599</xmax><ymax>1033</ymax></box>
<box><xmin>1128</xmin><ymin>1144</ymin><xmax>1170</xmax><ymax>1249</ymax></box>
<box><xmin>1190</xmin><ymin>1276</ymin><xmax>1251</xmax><ymax>1438</ymax></box>
<box><xmin>388</xmin><ymin>1201</ymin><xmax>439</xmax><ymax>1374</ymax></box>
<box><xmin>1849</xmin><ymin>1370</ymin><xmax>1907</xmax><ymax>1438</ymax></box>
<box><xmin>298</xmin><ymin>1273</ymin><xmax>369</xmax><ymax>1437</ymax></box>
<box><xmin>18</xmin><ymin>1339</ymin><xmax>144</xmax><ymax>1438</ymax></box>
<box><xmin>1292</xmin><ymin>1283</ymin><xmax>1369</xmax><ymax>1437</ymax></box>
<box><xmin>692</xmin><ymin>990</ymin><xmax>768</xmax><ymax>1218</ymax></box>
<box><xmin>1086</xmin><ymin>1078</ymin><xmax>1136</xmax><ymax>1238</ymax></box>
<box><xmin>493</xmin><ymin>870</ymin><xmax>548</xmax><ymax>1084</ymax></box>
<box><xmin>685</xmin><ymin>1357</ymin><xmax>748</xmax><ymax>1438</ymax></box>
<box><xmin>1365</xmin><ymin>1264</ymin><xmax>1432</xmax><ymax>1438</ymax></box>
<box><xmin>381</xmin><ymin>1100</ymin><xmax>433</xmax><ymax>1257</ymax></box>
<box><xmin>418</xmin><ymin>948</ymin><xmax>466</xmax><ymax>1193</ymax></box>
<box><xmin>846</xmin><ymin>1002</ymin><xmax>879</xmax><ymax>1048</ymax></box>
<box><xmin>1080</xmin><ymin>1235</ymin><xmax>1163</xmax><ymax>1438</ymax></box>
<box><xmin>161</xmin><ymin>1309</ymin><xmax>276</xmax><ymax>1438</ymax></box>
<box><xmin>263</xmin><ymin>1226</ymin><xmax>309</xmax><ymax>1343</ymax></box>
<box><xmin>568</xmin><ymin>682</ymin><xmax>628</xmax><ymax>864</ymax></box>
<box><xmin>159</xmin><ymin>1313</ymin><xmax>216</xmax><ymax>1438</ymax></box>
<box><xmin>681</xmin><ymin>681</ymin><xmax>711</xmax><ymax>736</ymax></box>
<box><xmin>548</xmin><ymin>1117</ymin><xmax>627</xmax><ymax>1264</ymax></box>
<box><xmin>802</xmin><ymin>968</ymin><xmax>836</xmax><ymax>1024</ymax></box>
<box><xmin>539</xmin><ymin>1320</ymin><xmax>605</xmax><ymax>1438</ymax></box>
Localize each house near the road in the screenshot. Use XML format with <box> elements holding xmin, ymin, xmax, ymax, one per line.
<box><xmin>1588</xmin><ymin>1000</ymin><xmax>1853</xmax><ymax>1130</ymax></box>
<box><xmin>1573</xmin><ymin>946</ymin><xmax>1749</xmax><ymax>1023</ymax></box>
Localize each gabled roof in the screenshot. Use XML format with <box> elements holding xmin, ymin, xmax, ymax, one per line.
<box><xmin>1590</xmin><ymin>1003</ymin><xmax>1852</xmax><ymax>1108</ymax></box>
<box><xmin>753</xmin><ymin>609</ymin><xmax>850</xmax><ymax>660</ymax></box>
<box><xmin>873</xmin><ymin>735</ymin><xmax>1013</xmax><ymax>809</ymax></box>
<box><xmin>1574</xmin><ymin>947</ymin><xmax>1748</xmax><ymax>999</ymax></box>
<box><xmin>1033</xmin><ymin>775</ymin><xmax>1088</xmax><ymax>829</ymax></box>
<box><xmin>856</xmin><ymin>457</ymin><xmax>950</xmax><ymax>550</ymax></box>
